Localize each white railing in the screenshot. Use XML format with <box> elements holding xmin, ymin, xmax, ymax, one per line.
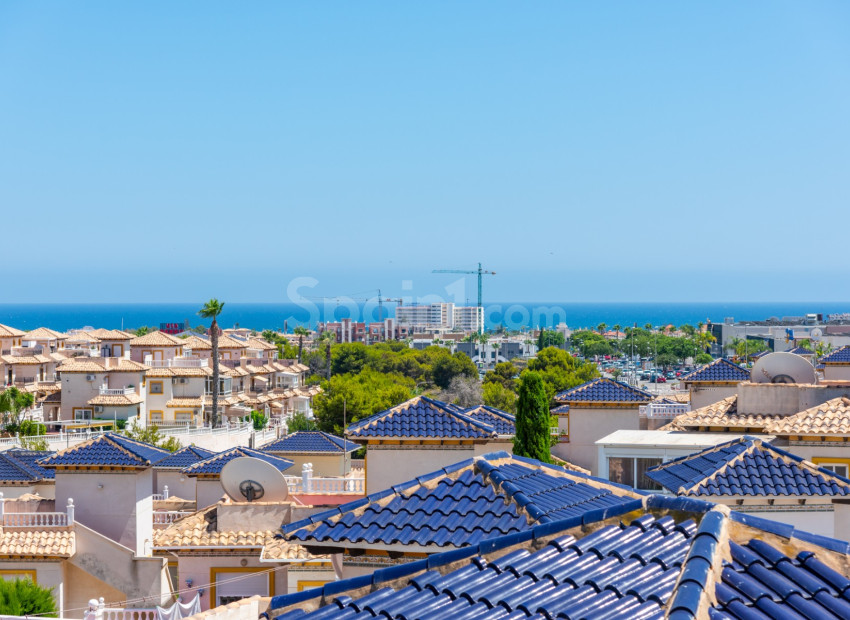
<box><xmin>0</xmin><ymin>495</ymin><xmax>74</xmax><ymax>526</ymax></box>
<box><xmin>351</xmin><ymin>459</ymin><xmax>365</xmax><ymax>470</ymax></box>
<box><xmin>144</xmin><ymin>356</ymin><xmax>208</xmax><ymax>368</ymax></box>
<box><xmin>99</xmin><ymin>386</ymin><xmax>136</xmax><ymax>396</ymax></box>
<box><xmin>11</xmin><ymin>346</ymin><xmax>43</xmax><ymax>356</ymax></box>
<box><xmin>152</xmin><ymin>486</ymin><xmax>170</xmax><ymax>501</ymax></box>
<box><xmin>86</xmin><ymin>599</ymin><xmax>158</xmax><ymax>620</ymax></box>
<box><xmin>285</xmin><ymin>477</ymin><xmax>365</xmax><ymax>494</ymax></box>
<box><xmin>152</xmin><ymin>510</ymin><xmax>191</xmax><ymax>525</ymax></box>
<box><xmin>639</xmin><ymin>403</ymin><xmax>691</xmax><ymax>419</ymax></box>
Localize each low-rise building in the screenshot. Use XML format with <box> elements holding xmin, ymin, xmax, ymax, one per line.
<box><xmin>680</xmin><ymin>358</ymin><xmax>750</xmax><ymax>409</ymax></box>
<box><xmin>259</xmin><ymin>431</ymin><xmax>359</xmax><ymax>478</ymax></box>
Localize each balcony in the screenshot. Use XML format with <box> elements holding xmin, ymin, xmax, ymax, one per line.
<box><xmin>99</xmin><ymin>386</ymin><xmax>136</xmax><ymax>396</ymax></box>
<box><xmin>10</xmin><ymin>346</ymin><xmax>43</xmax><ymax>356</ymax></box>
<box><xmin>639</xmin><ymin>403</ymin><xmax>691</xmax><ymax>419</ymax></box>
<box><xmin>144</xmin><ymin>355</ymin><xmax>208</xmax><ymax>368</ymax></box>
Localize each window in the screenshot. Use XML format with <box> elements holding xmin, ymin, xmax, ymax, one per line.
<box><xmin>820</xmin><ymin>464</ymin><xmax>849</xmax><ymax>478</ymax></box>
<box><xmin>149</xmin><ymin>411</ymin><xmax>163</xmax><ymax>423</ymax></box>
<box><xmin>607</xmin><ymin>457</ymin><xmax>663</xmax><ymax>491</ymax></box>
<box><xmin>176</xmin><ymin>411</ymin><xmax>192</xmax><ymax>422</ymax></box>
<box><xmin>0</xmin><ymin>570</ymin><xmax>36</xmax><ymax>583</ymax></box>
<box><xmin>149</xmin><ymin>381</ymin><xmax>164</xmax><ymax>394</ymax></box>
<box><xmin>74</xmin><ymin>409</ymin><xmax>92</xmax><ymax>421</ymax></box>
<box><xmin>211</xmin><ymin>568</ymin><xmax>272</xmax><ymax>606</ymax></box>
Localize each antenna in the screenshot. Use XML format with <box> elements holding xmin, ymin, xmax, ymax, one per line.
<box><xmin>220</xmin><ymin>457</ymin><xmax>289</xmax><ymax>502</ymax></box>
<box><xmin>810</xmin><ymin>328</ymin><xmax>823</xmax><ymax>340</ymax></box>
<box><xmin>751</xmin><ymin>352</ymin><xmax>816</xmax><ymax>385</ymax></box>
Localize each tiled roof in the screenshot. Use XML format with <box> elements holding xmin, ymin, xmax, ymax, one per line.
<box><xmin>787</xmin><ymin>346</ymin><xmax>815</xmax><ymax>355</ymax></box>
<box><xmin>660</xmin><ymin>396</ymin><xmax>782</xmax><ymax>432</ymax></box>
<box><xmin>346</xmin><ymin>396</ymin><xmax>497</xmax><ymax>440</ymax></box>
<box><xmin>0</xmin><ymin>530</ymin><xmax>74</xmax><ymax>558</ymax></box>
<box><xmin>24</xmin><ymin>327</ymin><xmax>65</xmax><ymax>340</ymax></box>
<box><xmin>181</xmin><ymin>335</ymin><xmax>212</xmax><ymax>350</ymax></box>
<box><xmin>0</xmin><ymin>449</ymin><xmax>56</xmax><ymax>482</ymax></box>
<box><xmin>87</xmin><ymin>393</ymin><xmax>144</xmax><ymax>406</ymax></box>
<box><xmin>551</xmin><ymin>403</ymin><xmax>570</xmax><ymax>414</ymax></box>
<box><xmin>765</xmin><ymin>396</ymin><xmax>850</xmax><ymax>436</ymax></box>
<box><xmin>166</xmin><ymin>397</ymin><xmax>203</xmax><ymax>408</ymax></box>
<box><xmin>0</xmin><ymin>354</ymin><xmax>51</xmax><ymax>365</ymax></box>
<box><xmin>646</xmin><ymin>436</ymin><xmax>850</xmax><ymax>496</ymax></box>
<box><xmin>261</xmin><ymin>537</ymin><xmax>325</xmax><ymax>562</ymax></box>
<box><xmin>681</xmin><ymin>358</ymin><xmax>751</xmax><ymax>383</ymax></box>
<box><xmin>57</xmin><ymin>358</ymin><xmax>147</xmax><ymax>373</ymax></box>
<box><xmin>554</xmin><ymin>378</ymin><xmax>653</xmax><ymax>404</ymax></box>
<box><xmin>247</xmin><ymin>338</ymin><xmax>277</xmax><ymax>351</ymax></box>
<box><xmin>129</xmin><ymin>331</ymin><xmax>184</xmax><ymax>347</ymax></box>
<box><xmin>461</xmin><ymin>405</ymin><xmax>517</xmax><ymax>435</ymax></box>
<box><xmin>260</xmin><ymin>431</ymin><xmax>359</xmax><ymax>454</ymax></box>
<box><xmin>182</xmin><ymin>447</ymin><xmax>294</xmax><ymax>477</ymax></box>
<box><xmin>154</xmin><ymin>502</ymin><xmax>278</xmax><ymax>549</ymax></box>
<box><xmin>146</xmin><ymin>366</ymin><xmax>211</xmax><ymax>378</ymax></box>
<box><xmin>0</xmin><ymin>324</ymin><xmax>25</xmax><ymax>338</ymax></box>
<box><xmin>216</xmin><ymin>335</ymin><xmax>247</xmax><ymax>349</ymax></box>
<box><xmin>39</xmin><ymin>433</ymin><xmax>171</xmax><ymax>469</ymax></box>
<box><xmin>154</xmin><ymin>446</ymin><xmax>216</xmax><ymax>469</ymax></box>
<box><xmin>268</xmin><ymin>496</ymin><xmax>850</xmax><ymax>620</ymax></box>
<box><xmin>88</xmin><ymin>328</ymin><xmax>133</xmax><ymax>341</ymax></box>
<box><xmin>819</xmin><ymin>345</ymin><xmax>850</xmax><ymax>364</ymax></box>
<box><xmin>282</xmin><ymin>452</ymin><xmax>642</xmax><ymax>551</ymax></box>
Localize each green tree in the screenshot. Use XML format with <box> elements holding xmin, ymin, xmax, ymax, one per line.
<box><xmin>431</xmin><ymin>351</ymin><xmax>477</xmax><ymax>389</ymax></box>
<box><xmin>527</xmin><ymin>347</ymin><xmax>599</xmax><ymax>402</ymax></box>
<box><xmin>287</xmin><ymin>411</ymin><xmax>318</xmax><ymax>432</ymax></box>
<box><xmin>695</xmin><ymin>352</ymin><xmax>713</xmax><ymax>365</ymax></box>
<box><xmin>597</xmin><ymin>323</ymin><xmax>607</xmax><ymax>335</ymax></box>
<box><xmin>312</xmin><ymin>369</ymin><xmax>414</xmax><ymax>435</ymax></box>
<box><xmin>133</xmin><ymin>326</ymin><xmax>150</xmax><ymax>336</ymax></box>
<box><xmin>198</xmin><ymin>298</ymin><xmax>225</xmax><ymax>427</ymax></box>
<box><xmin>483</xmin><ymin>381</ymin><xmax>517</xmax><ymax>413</ymax></box>
<box><xmin>246</xmin><ymin>410</ymin><xmax>268</xmax><ymax>430</ymax></box>
<box><xmin>656</xmin><ymin>352</ymin><xmax>678</xmax><ymax>371</ymax></box>
<box><xmin>483</xmin><ymin>362</ymin><xmax>519</xmax><ymax>391</ymax></box>
<box><xmin>0</xmin><ymin>578</ymin><xmax>57</xmax><ymax>616</ymax></box>
<box><xmin>123</xmin><ymin>424</ymin><xmax>182</xmax><ymax>452</ymax></box>
<box><xmin>0</xmin><ymin>387</ymin><xmax>35</xmax><ymax>428</ymax></box>
<box><xmin>513</xmin><ymin>371</ymin><xmax>551</xmax><ymax>463</ymax></box>
<box><xmin>293</xmin><ymin>326</ymin><xmax>310</xmax><ymax>363</ymax></box>
<box><xmin>331</xmin><ymin>343</ymin><xmax>371</xmax><ymax>375</ymax></box>
<box><xmin>736</xmin><ymin>339</ymin><xmax>769</xmax><ymax>358</ymax></box>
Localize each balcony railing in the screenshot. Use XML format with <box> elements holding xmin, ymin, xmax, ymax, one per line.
<box><xmin>153</xmin><ymin>510</ymin><xmax>192</xmax><ymax>525</ymax></box>
<box><xmin>639</xmin><ymin>403</ymin><xmax>691</xmax><ymax>419</ymax></box>
<box><xmin>285</xmin><ymin>476</ymin><xmax>365</xmax><ymax>494</ymax></box>
<box><xmin>0</xmin><ymin>496</ymin><xmax>74</xmax><ymax>527</ymax></box>
<box><xmin>99</xmin><ymin>386</ymin><xmax>136</xmax><ymax>396</ymax></box>
<box><xmin>144</xmin><ymin>356</ymin><xmax>208</xmax><ymax>368</ymax></box>
<box><xmin>11</xmin><ymin>346</ymin><xmax>43</xmax><ymax>356</ymax></box>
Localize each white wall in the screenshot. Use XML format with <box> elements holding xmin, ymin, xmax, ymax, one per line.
<box><xmin>365</xmin><ymin>447</ymin><xmax>476</xmax><ymax>494</ymax></box>
<box><xmin>155</xmin><ymin>470</ymin><xmax>197</xmax><ymax>501</ymax></box>
<box><xmin>553</xmin><ymin>406</ymin><xmax>641</xmax><ymax>474</ymax></box>
<box><xmin>690</xmin><ymin>385</ymin><xmax>739</xmax><ymax>410</ymax></box>
<box><xmin>55</xmin><ymin>469</ymin><xmax>153</xmax><ymax>556</ymax></box>
<box><xmin>196</xmin><ymin>478</ymin><xmax>227</xmax><ymax>509</ymax></box>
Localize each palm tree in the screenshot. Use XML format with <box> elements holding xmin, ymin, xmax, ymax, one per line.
<box><xmin>0</xmin><ymin>387</ymin><xmax>35</xmax><ymax>428</ymax></box>
<box><xmin>316</xmin><ymin>330</ymin><xmax>336</xmax><ymax>380</ymax></box>
<box><xmin>726</xmin><ymin>337</ymin><xmax>743</xmax><ymax>358</ymax></box>
<box><xmin>198</xmin><ymin>299</ymin><xmax>225</xmax><ymax>427</ymax></box>
<box><xmin>644</xmin><ymin>323</ymin><xmax>653</xmax><ymax>331</ymax></box>
<box><xmin>293</xmin><ymin>326</ymin><xmax>309</xmax><ymax>362</ymax></box>
<box><xmin>597</xmin><ymin>323</ymin><xmax>607</xmax><ymax>335</ymax></box>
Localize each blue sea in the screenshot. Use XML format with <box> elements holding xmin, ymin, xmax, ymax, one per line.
<box><xmin>1</xmin><ymin>302</ymin><xmax>848</xmax><ymax>333</ymax></box>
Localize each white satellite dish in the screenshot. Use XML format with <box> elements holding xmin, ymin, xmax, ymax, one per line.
<box><xmin>751</xmin><ymin>352</ymin><xmax>816</xmax><ymax>385</ymax></box>
<box><xmin>221</xmin><ymin>457</ymin><xmax>289</xmax><ymax>503</ymax></box>
<box><xmin>810</xmin><ymin>328</ymin><xmax>823</xmax><ymax>340</ymax></box>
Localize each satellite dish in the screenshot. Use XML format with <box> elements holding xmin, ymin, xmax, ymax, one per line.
<box><xmin>221</xmin><ymin>457</ymin><xmax>289</xmax><ymax>503</ymax></box>
<box><xmin>751</xmin><ymin>352</ymin><xmax>816</xmax><ymax>385</ymax></box>
<box><xmin>811</xmin><ymin>328</ymin><xmax>823</xmax><ymax>340</ymax></box>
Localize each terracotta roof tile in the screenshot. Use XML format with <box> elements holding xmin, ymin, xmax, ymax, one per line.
<box><xmin>182</xmin><ymin>335</ymin><xmax>212</xmax><ymax>350</ymax></box>
<box><xmin>0</xmin><ymin>324</ymin><xmax>26</xmax><ymax>338</ymax></box>
<box><xmin>129</xmin><ymin>331</ymin><xmax>185</xmax><ymax>347</ymax></box>
<box><xmin>87</xmin><ymin>394</ymin><xmax>144</xmax><ymax>406</ymax></box>
<box><xmin>660</xmin><ymin>396</ymin><xmax>782</xmax><ymax>431</ymax></box>
<box><xmin>0</xmin><ymin>529</ymin><xmax>74</xmax><ymax>558</ymax></box>
<box><xmin>88</xmin><ymin>328</ymin><xmax>133</xmax><ymax>341</ymax></box>
<box><xmin>166</xmin><ymin>397</ymin><xmax>203</xmax><ymax>408</ymax></box>
<box><xmin>154</xmin><ymin>503</ymin><xmax>286</xmax><ymax>549</ymax></box>
<box><xmin>0</xmin><ymin>354</ymin><xmax>52</xmax><ymax>365</ymax></box>
<box><xmin>764</xmin><ymin>397</ymin><xmax>850</xmax><ymax>436</ymax></box>
<box><xmin>24</xmin><ymin>327</ymin><xmax>66</xmax><ymax>340</ymax></box>
<box><xmin>216</xmin><ymin>336</ymin><xmax>247</xmax><ymax>349</ymax></box>
<box><xmin>261</xmin><ymin>537</ymin><xmax>324</xmax><ymax>562</ymax></box>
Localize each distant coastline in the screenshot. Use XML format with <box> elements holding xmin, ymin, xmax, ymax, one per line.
<box><xmin>1</xmin><ymin>302</ymin><xmax>848</xmax><ymax>333</ymax></box>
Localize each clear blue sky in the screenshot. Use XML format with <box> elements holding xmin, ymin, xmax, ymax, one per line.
<box><xmin>2</xmin><ymin>2</ymin><xmax>849</xmax><ymax>303</ymax></box>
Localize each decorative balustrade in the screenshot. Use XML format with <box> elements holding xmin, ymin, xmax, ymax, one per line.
<box><xmin>286</xmin><ymin>464</ymin><xmax>365</xmax><ymax>494</ymax></box>
<box><xmin>0</xmin><ymin>495</ymin><xmax>74</xmax><ymax>526</ymax></box>
<box><xmin>86</xmin><ymin>598</ymin><xmax>158</xmax><ymax>620</ymax></box>
<box><xmin>153</xmin><ymin>510</ymin><xmax>192</xmax><ymax>525</ymax></box>
<box><xmin>638</xmin><ymin>403</ymin><xmax>691</xmax><ymax>419</ymax></box>
<box><xmin>99</xmin><ymin>386</ymin><xmax>137</xmax><ymax>396</ymax></box>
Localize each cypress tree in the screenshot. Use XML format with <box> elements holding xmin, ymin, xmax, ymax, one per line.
<box><xmin>513</xmin><ymin>371</ymin><xmax>551</xmax><ymax>463</ymax></box>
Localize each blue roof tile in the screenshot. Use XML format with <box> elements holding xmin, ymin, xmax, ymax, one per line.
<box><xmin>153</xmin><ymin>445</ymin><xmax>217</xmax><ymax>469</ymax></box>
<box><xmin>787</xmin><ymin>346</ymin><xmax>814</xmax><ymax>356</ymax></box>
<box><xmin>260</xmin><ymin>431</ymin><xmax>359</xmax><ymax>454</ymax></box>
<box><xmin>181</xmin><ymin>446</ymin><xmax>294</xmax><ymax>476</ymax></box>
<box><xmin>460</xmin><ymin>406</ymin><xmax>516</xmax><ymax>435</ymax></box>
<box><xmin>554</xmin><ymin>378</ymin><xmax>653</xmax><ymax>404</ymax></box>
<box><xmin>39</xmin><ymin>433</ymin><xmax>170</xmax><ymax>469</ymax></box>
<box><xmin>269</xmin><ymin>495</ymin><xmax>850</xmax><ymax>620</ymax></box>
<box><xmin>281</xmin><ymin>452</ymin><xmax>642</xmax><ymax>550</ymax></box>
<box><xmin>646</xmin><ymin>436</ymin><xmax>850</xmax><ymax>497</ymax></box>
<box><xmin>820</xmin><ymin>346</ymin><xmax>850</xmax><ymax>364</ymax></box>
<box><xmin>0</xmin><ymin>449</ymin><xmax>56</xmax><ymax>482</ymax></box>
<box><xmin>680</xmin><ymin>358</ymin><xmax>750</xmax><ymax>384</ymax></box>
<box><xmin>346</xmin><ymin>396</ymin><xmax>497</xmax><ymax>440</ymax></box>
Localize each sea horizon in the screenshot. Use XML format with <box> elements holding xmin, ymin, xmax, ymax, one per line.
<box><xmin>1</xmin><ymin>301</ymin><xmax>849</xmax><ymax>333</ymax></box>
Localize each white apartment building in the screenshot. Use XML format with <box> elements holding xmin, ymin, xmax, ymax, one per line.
<box><xmin>395</xmin><ymin>303</ymin><xmax>483</xmax><ymax>333</ymax></box>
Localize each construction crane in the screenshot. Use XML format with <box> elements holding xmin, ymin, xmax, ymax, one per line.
<box><xmin>431</xmin><ymin>262</ymin><xmax>495</xmax><ymax>334</ymax></box>
<box><xmin>305</xmin><ymin>289</ymin><xmax>402</xmax><ymax>323</ymax></box>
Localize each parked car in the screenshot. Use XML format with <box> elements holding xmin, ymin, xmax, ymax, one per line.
<box><xmin>653</xmin><ymin>375</ymin><xmax>667</xmax><ymax>383</ymax></box>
